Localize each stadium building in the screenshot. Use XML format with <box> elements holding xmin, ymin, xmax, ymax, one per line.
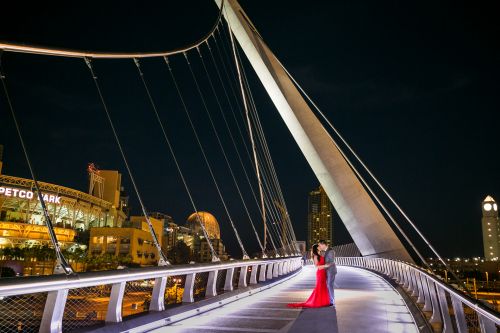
<box><xmin>0</xmin><ymin>151</ymin><xmax>128</xmax><ymax>251</ymax></box>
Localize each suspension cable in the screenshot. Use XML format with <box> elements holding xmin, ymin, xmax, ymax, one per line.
<box><xmin>209</xmin><ymin>33</ymin><xmax>270</xmax><ymax>227</ymax></box>
<box><xmin>84</xmin><ymin>57</ymin><xmax>169</xmax><ymax>266</ymax></box>
<box><xmin>164</xmin><ymin>55</ymin><xmax>243</xmax><ymax>261</ymax></box>
<box><xmin>278</xmin><ymin>60</ymin><xmax>465</xmax><ymax>282</ymax></box>
<box><xmin>196</xmin><ymin>47</ymin><xmax>266</xmax><ymax>257</ymax></box>
<box><xmin>234</xmin><ymin>44</ymin><xmax>297</xmax><ymax>254</ymax></box>
<box><xmin>226</xmin><ymin>23</ymin><xmax>268</xmax><ymax>255</ymax></box>
<box><xmin>133</xmin><ymin>58</ymin><xmax>222</xmax><ymax>262</ymax></box>
<box><xmin>219</xmin><ymin>19</ymin><xmax>293</xmax><ymax>255</ymax></box>
<box><xmin>0</xmin><ymin>52</ymin><xmax>73</xmax><ymax>274</ymax></box>
<box><xmin>182</xmin><ymin>51</ymin><xmax>250</xmax><ymax>259</ymax></box>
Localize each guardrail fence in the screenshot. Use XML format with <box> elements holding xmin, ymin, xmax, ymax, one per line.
<box><xmin>0</xmin><ymin>256</ymin><xmax>302</xmax><ymax>333</ymax></box>
<box><xmin>336</xmin><ymin>257</ymin><xmax>500</xmax><ymax>333</ymax></box>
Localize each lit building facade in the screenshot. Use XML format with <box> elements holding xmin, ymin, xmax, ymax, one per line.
<box><xmin>185</xmin><ymin>211</ymin><xmax>228</xmax><ymax>262</ymax></box>
<box><xmin>307</xmin><ymin>185</ymin><xmax>333</xmax><ymax>248</ymax></box>
<box><xmin>482</xmin><ymin>195</ymin><xmax>499</xmax><ymax>261</ymax></box>
<box><xmin>89</xmin><ymin>216</ymin><xmax>164</xmax><ymax>266</ymax></box>
<box><xmin>0</xmin><ymin>158</ymin><xmax>127</xmax><ymax>250</ymax></box>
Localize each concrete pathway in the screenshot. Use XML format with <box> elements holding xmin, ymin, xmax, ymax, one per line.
<box><xmin>148</xmin><ymin>265</ymin><xmax>419</xmax><ymax>333</ymax></box>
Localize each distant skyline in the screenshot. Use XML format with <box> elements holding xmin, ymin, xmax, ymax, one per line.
<box><xmin>0</xmin><ymin>0</ymin><xmax>499</xmax><ymax>258</ymax></box>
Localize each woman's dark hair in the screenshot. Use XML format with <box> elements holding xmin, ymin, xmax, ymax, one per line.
<box><xmin>311</xmin><ymin>244</ymin><xmax>320</xmax><ymax>260</ymax></box>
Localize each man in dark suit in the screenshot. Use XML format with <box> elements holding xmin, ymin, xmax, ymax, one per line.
<box><xmin>318</xmin><ymin>240</ymin><xmax>336</xmax><ymax>306</ymax></box>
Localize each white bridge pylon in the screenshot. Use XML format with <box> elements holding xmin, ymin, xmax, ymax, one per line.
<box><xmin>217</xmin><ymin>0</ymin><xmax>413</xmax><ymax>262</ymax></box>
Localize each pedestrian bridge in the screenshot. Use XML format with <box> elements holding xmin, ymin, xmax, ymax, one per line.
<box><xmin>0</xmin><ymin>257</ymin><xmax>499</xmax><ymax>332</ymax></box>
<box><xmin>146</xmin><ymin>265</ymin><xmax>419</xmax><ymax>333</ymax></box>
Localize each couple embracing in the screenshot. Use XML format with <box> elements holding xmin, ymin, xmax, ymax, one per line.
<box><xmin>288</xmin><ymin>240</ymin><xmax>336</xmax><ymax>308</ymax></box>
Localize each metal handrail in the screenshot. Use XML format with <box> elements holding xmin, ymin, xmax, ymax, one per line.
<box><xmin>0</xmin><ymin>257</ymin><xmax>297</xmax><ymax>296</ymax></box>
<box><xmin>0</xmin><ymin>256</ymin><xmax>302</xmax><ymax>333</ymax></box>
<box><xmin>337</xmin><ymin>256</ymin><xmax>500</xmax><ymax>332</ymax></box>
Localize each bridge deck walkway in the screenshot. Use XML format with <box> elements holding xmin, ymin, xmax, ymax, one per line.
<box><xmin>150</xmin><ymin>265</ymin><xmax>419</xmax><ymax>333</ymax></box>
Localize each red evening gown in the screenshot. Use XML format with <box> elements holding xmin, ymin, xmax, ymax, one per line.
<box><xmin>288</xmin><ymin>256</ymin><xmax>331</xmax><ymax>308</ymax></box>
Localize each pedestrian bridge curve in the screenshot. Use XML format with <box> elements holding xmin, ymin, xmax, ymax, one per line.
<box><xmin>142</xmin><ymin>265</ymin><xmax>419</xmax><ymax>333</ymax></box>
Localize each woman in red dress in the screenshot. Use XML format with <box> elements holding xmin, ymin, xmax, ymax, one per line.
<box><xmin>288</xmin><ymin>244</ymin><xmax>331</xmax><ymax>308</ymax></box>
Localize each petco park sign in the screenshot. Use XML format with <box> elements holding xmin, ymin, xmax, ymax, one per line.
<box><xmin>0</xmin><ymin>186</ymin><xmax>62</xmax><ymax>204</ymax></box>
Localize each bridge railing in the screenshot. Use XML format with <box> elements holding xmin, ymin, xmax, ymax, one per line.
<box><xmin>0</xmin><ymin>256</ymin><xmax>302</xmax><ymax>333</ymax></box>
<box><xmin>336</xmin><ymin>256</ymin><xmax>500</xmax><ymax>333</ymax></box>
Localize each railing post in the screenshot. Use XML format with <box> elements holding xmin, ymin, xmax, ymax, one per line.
<box><xmin>225</xmin><ymin>267</ymin><xmax>235</xmax><ymax>291</ymax></box>
<box><xmin>206</xmin><ymin>270</ymin><xmax>218</xmax><ymax>297</ymax></box>
<box><xmin>283</xmin><ymin>261</ymin><xmax>289</xmax><ymax>274</ymax></box>
<box><xmin>409</xmin><ymin>269</ymin><xmax>419</xmax><ymax>297</ymax></box>
<box><xmin>392</xmin><ymin>261</ymin><xmax>400</xmax><ymax>280</ymax></box>
<box><xmin>278</xmin><ymin>261</ymin><xmax>284</xmax><ymax>275</ymax></box>
<box><xmin>266</xmin><ymin>263</ymin><xmax>273</xmax><ymax>280</ymax></box>
<box><xmin>182</xmin><ymin>273</ymin><xmax>196</xmax><ymax>303</ymax></box>
<box><xmin>39</xmin><ymin>289</ymin><xmax>68</xmax><ymax>333</ymax></box>
<box><xmin>436</xmin><ymin>285</ymin><xmax>453</xmax><ymax>333</ymax></box>
<box><xmin>394</xmin><ymin>261</ymin><xmax>401</xmax><ymax>283</ymax></box>
<box><xmin>238</xmin><ymin>265</ymin><xmax>248</xmax><ymax>288</ymax></box>
<box><xmin>150</xmin><ymin>277</ymin><xmax>167</xmax><ymax>311</ymax></box>
<box><xmin>259</xmin><ymin>263</ymin><xmax>267</xmax><ymax>282</ymax></box>
<box><xmin>106</xmin><ymin>282</ymin><xmax>126</xmax><ymax>323</ymax></box>
<box><xmin>420</xmin><ymin>273</ymin><xmax>432</xmax><ymax>312</ymax></box>
<box><xmin>402</xmin><ymin>265</ymin><xmax>411</xmax><ymax>289</ymax></box>
<box><xmin>450</xmin><ymin>296</ymin><xmax>468</xmax><ymax>333</ymax></box>
<box><xmin>479</xmin><ymin>313</ymin><xmax>498</xmax><ymax>333</ymax></box>
<box><xmin>428</xmin><ymin>280</ymin><xmax>442</xmax><ymax>325</ymax></box>
<box><xmin>415</xmin><ymin>272</ymin><xmax>425</xmax><ymax>304</ymax></box>
<box><xmin>273</xmin><ymin>262</ymin><xmax>279</xmax><ymax>277</ymax></box>
<box><xmin>250</xmin><ymin>265</ymin><xmax>259</xmax><ymax>284</ymax></box>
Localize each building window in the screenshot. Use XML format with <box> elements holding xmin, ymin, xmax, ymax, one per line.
<box><xmin>93</xmin><ymin>236</ymin><xmax>104</xmax><ymax>244</ymax></box>
<box><xmin>107</xmin><ymin>236</ymin><xmax>117</xmax><ymax>244</ymax></box>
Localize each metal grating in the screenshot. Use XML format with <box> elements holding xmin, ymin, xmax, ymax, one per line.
<box><xmin>193</xmin><ymin>272</ymin><xmax>209</xmax><ymax>300</ymax></box>
<box><xmin>216</xmin><ymin>269</ymin><xmax>227</xmax><ymax>293</ymax></box>
<box><xmin>0</xmin><ymin>292</ymin><xmax>47</xmax><ymax>333</ymax></box>
<box><xmin>122</xmin><ymin>279</ymin><xmax>154</xmax><ymax>318</ymax></box>
<box><xmin>232</xmin><ymin>267</ymin><xmax>241</xmax><ymax>289</ymax></box>
<box><xmin>463</xmin><ymin>303</ymin><xmax>480</xmax><ymax>333</ymax></box>
<box><xmin>63</xmin><ymin>285</ymin><xmax>111</xmax><ymax>332</ymax></box>
<box><xmin>164</xmin><ymin>275</ymin><xmax>185</xmax><ymax>308</ymax></box>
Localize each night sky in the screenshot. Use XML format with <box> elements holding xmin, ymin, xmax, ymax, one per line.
<box><xmin>0</xmin><ymin>0</ymin><xmax>499</xmax><ymax>259</ymax></box>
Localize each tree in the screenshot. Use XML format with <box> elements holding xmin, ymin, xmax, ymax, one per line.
<box><xmin>167</xmin><ymin>241</ymin><xmax>191</xmax><ymax>265</ymax></box>
<box><xmin>0</xmin><ymin>266</ymin><xmax>15</xmax><ymax>277</ymax></box>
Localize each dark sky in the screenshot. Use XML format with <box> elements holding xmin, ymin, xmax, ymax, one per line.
<box><xmin>0</xmin><ymin>0</ymin><xmax>499</xmax><ymax>259</ymax></box>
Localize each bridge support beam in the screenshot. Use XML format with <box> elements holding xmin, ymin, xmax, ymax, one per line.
<box><xmin>278</xmin><ymin>262</ymin><xmax>284</xmax><ymax>275</ymax></box>
<box><xmin>150</xmin><ymin>277</ymin><xmax>167</xmax><ymax>311</ymax></box>
<box><xmin>249</xmin><ymin>264</ymin><xmax>259</xmax><ymax>284</ymax></box>
<box><xmin>272</xmin><ymin>263</ymin><xmax>279</xmax><ymax>278</ymax></box>
<box><xmin>266</xmin><ymin>263</ymin><xmax>273</xmax><ymax>280</ymax></box>
<box><xmin>259</xmin><ymin>263</ymin><xmax>267</xmax><ymax>282</ymax></box>
<box><xmin>216</xmin><ymin>0</ymin><xmax>413</xmax><ymax>262</ymax></box>
<box><xmin>238</xmin><ymin>265</ymin><xmax>248</xmax><ymax>288</ymax></box>
<box><xmin>225</xmin><ymin>268</ymin><xmax>235</xmax><ymax>291</ymax></box>
<box><xmin>206</xmin><ymin>270</ymin><xmax>218</xmax><ymax>297</ymax></box>
<box><xmin>182</xmin><ymin>273</ymin><xmax>196</xmax><ymax>303</ymax></box>
<box><xmin>40</xmin><ymin>289</ymin><xmax>68</xmax><ymax>333</ymax></box>
<box><xmin>106</xmin><ymin>282</ymin><xmax>126</xmax><ymax>323</ymax></box>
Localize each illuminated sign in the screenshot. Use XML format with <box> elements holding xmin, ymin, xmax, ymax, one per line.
<box><xmin>0</xmin><ymin>186</ymin><xmax>61</xmax><ymax>204</ymax></box>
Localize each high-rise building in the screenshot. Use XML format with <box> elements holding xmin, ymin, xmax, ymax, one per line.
<box><xmin>482</xmin><ymin>195</ymin><xmax>499</xmax><ymax>261</ymax></box>
<box><xmin>307</xmin><ymin>185</ymin><xmax>333</xmax><ymax>248</ymax></box>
